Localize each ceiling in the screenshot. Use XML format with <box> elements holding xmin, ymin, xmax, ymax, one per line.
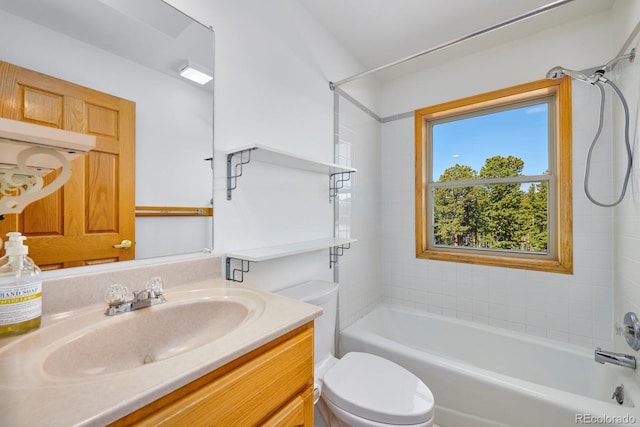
<box><xmin>0</xmin><ymin>0</ymin><xmax>213</xmax><ymax>89</ymax></box>
<box><xmin>300</xmin><ymin>0</ymin><xmax>615</xmax><ymax>84</ymax></box>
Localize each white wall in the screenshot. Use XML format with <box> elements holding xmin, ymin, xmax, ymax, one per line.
<box><xmin>375</xmin><ymin>10</ymin><xmax>618</xmax><ymax>349</ymax></box>
<box><xmin>610</xmin><ymin>1</ymin><xmax>640</xmax><ymax>364</ymax></box>
<box><xmin>0</xmin><ymin>9</ymin><xmax>213</xmax><ymax>259</ymax></box>
<box><xmin>165</xmin><ymin>0</ymin><xmax>382</xmax><ymax>312</ymax></box>
<box><xmin>164</xmin><ymin>0</ymin><xmax>640</xmax><ymax>353</ymax></box>
<box><xmin>11</xmin><ymin>0</ymin><xmax>637</xmax><ymax>351</ymax></box>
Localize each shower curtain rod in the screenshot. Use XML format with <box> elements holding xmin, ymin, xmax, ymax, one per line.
<box><xmin>329</xmin><ymin>0</ymin><xmax>576</xmax><ymax>90</ymax></box>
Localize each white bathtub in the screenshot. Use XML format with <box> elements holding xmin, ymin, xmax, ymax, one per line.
<box><xmin>339</xmin><ymin>305</ymin><xmax>640</xmax><ymax>427</ymax></box>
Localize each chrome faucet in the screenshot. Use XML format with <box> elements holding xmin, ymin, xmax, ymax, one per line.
<box><xmin>104</xmin><ymin>278</ymin><xmax>166</xmax><ymax>316</ymax></box>
<box><xmin>595</xmin><ymin>348</ymin><xmax>636</xmax><ymax>369</ymax></box>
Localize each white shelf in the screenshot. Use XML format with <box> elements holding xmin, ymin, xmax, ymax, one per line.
<box><xmin>0</xmin><ymin>117</ymin><xmax>96</xmax><ymax>170</ymax></box>
<box><xmin>0</xmin><ymin>118</ymin><xmax>97</xmax><ymax>215</ymax></box>
<box><xmin>226</xmin><ymin>237</ymin><xmax>357</xmax><ymax>262</ymax></box>
<box><xmin>227</xmin><ymin>144</ymin><xmax>356</xmax><ymax>175</ymax></box>
<box><xmin>224</xmin><ymin>144</ymin><xmax>358</xmax><ymax>281</ymax></box>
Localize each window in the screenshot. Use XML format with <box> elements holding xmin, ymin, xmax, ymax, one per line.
<box><xmin>415</xmin><ymin>78</ymin><xmax>573</xmax><ymax>273</ymax></box>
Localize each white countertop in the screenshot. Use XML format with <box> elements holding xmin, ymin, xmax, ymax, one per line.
<box><xmin>0</xmin><ymin>279</ymin><xmax>321</xmax><ymax>426</ymax></box>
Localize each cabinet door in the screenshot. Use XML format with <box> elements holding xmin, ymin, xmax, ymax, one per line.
<box><xmin>262</xmin><ymin>387</ymin><xmax>314</xmax><ymax>427</ymax></box>
<box><xmin>129</xmin><ymin>326</ymin><xmax>314</xmax><ymax>426</ymax></box>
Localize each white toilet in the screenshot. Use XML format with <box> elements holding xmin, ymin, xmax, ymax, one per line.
<box><xmin>277</xmin><ymin>281</ymin><xmax>434</xmax><ymax>427</ymax></box>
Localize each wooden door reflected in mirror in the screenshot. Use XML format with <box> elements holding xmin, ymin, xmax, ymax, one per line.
<box><xmin>0</xmin><ymin>62</ymin><xmax>136</xmax><ymax>270</ymax></box>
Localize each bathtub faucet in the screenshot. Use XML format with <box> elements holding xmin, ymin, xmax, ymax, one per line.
<box><xmin>595</xmin><ymin>348</ymin><xmax>636</xmax><ymax>369</ymax></box>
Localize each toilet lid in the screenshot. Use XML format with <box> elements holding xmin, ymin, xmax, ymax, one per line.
<box><xmin>322</xmin><ymin>352</ymin><xmax>434</xmax><ymax>425</ymax></box>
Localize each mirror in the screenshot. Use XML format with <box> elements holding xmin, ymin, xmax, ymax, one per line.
<box><xmin>0</xmin><ymin>0</ymin><xmax>214</xmax><ymax>264</ymax></box>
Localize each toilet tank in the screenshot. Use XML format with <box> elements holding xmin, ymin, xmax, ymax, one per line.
<box><xmin>276</xmin><ymin>280</ymin><xmax>339</xmax><ymax>362</ymax></box>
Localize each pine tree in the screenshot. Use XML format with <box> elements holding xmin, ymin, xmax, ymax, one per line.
<box><xmin>432</xmin><ymin>155</ymin><xmax>548</xmax><ymax>253</ymax></box>
<box><xmin>479</xmin><ymin>155</ymin><xmax>524</xmax><ymax>250</ymax></box>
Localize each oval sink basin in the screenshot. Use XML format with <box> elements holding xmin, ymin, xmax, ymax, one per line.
<box><xmin>43</xmin><ymin>298</ymin><xmax>253</xmax><ymax>378</ymax></box>
<box><xmin>0</xmin><ymin>288</ymin><xmax>265</xmax><ymax>384</ymax></box>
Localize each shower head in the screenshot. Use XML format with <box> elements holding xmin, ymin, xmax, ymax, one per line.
<box><xmin>546</xmin><ymin>50</ymin><xmax>635</xmax><ymax>84</ymax></box>
<box><xmin>545</xmin><ymin>66</ymin><xmax>594</xmax><ymax>83</ymax></box>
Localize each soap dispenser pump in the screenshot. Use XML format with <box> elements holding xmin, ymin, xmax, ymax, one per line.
<box><xmin>0</xmin><ymin>232</ymin><xmax>42</xmax><ymax>337</ymax></box>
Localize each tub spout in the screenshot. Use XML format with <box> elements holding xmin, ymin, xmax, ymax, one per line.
<box><xmin>595</xmin><ymin>348</ymin><xmax>636</xmax><ymax>369</ymax></box>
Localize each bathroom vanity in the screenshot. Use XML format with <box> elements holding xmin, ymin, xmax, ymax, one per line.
<box><xmin>0</xmin><ymin>255</ymin><xmax>321</xmax><ymax>426</ymax></box>
<box><xmin>111</xmin><ymin>323</ymin><xmax>315</xmax><ymax>426</ymax></box>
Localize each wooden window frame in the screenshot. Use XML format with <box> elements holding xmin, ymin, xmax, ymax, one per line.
<box><xmin>414</xmin><ymin>78</ymin><xmax>573</xmax><ymax>274</ymax></box>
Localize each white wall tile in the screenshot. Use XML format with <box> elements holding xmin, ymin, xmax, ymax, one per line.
<box><xmin>612</xmin><ymin>13</ymin><xmax>640</xmax><ymax>363</ymax></box>
<box><xmin>546</xmin><ymin>313</ymin><xmax>569</xmax><ymax>333</ymax></box>
<box><xmin>473</xmin><ymin>300</ymin><xmax>489</xmax><ymax>318</ymax></box>
<box><xmin>508</xmin><ymin>322</ymin><xmax>527</xmax><ymax>333</ymax></box>
<box><xmin>379</xmin><ymin>60</ymin><xmax>615</xmax><ymax>347</ymax></box>
<box><xmin>547</xmin><ymin>330</ymin><xmax>570</xmax><ymax>343</ymax></box>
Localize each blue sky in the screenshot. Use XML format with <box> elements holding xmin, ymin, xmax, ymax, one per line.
<box><xmin>432</xmin><ymin>103</ymin><xmax>549</xmax><ymax>180</ymax></box>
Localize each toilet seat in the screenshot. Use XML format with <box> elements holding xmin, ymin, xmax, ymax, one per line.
<box><xmin>322</xmin><ymin>352</ymin><xmax>434</xmax><ymax>425</ymax></box>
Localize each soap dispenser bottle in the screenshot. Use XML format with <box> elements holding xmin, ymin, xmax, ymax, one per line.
<box><xmin>0</xmin><ymin>232</ymin><xmax>42</xmax><ymax>337</ymax></box>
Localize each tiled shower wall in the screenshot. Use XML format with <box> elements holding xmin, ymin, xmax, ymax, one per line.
<box><xmin>380</xmin><ymin>86</ymin><xmax>613</xmax><ymax>350</ymax></box>
<box><xmin>335</xmin><ymin>92</ymin><xmax>383</xmax><ymax>329</ymax></box>
<box><xmin>612</xmin><ymin>1</ymin><xmax>640</xmax><ymax>359</ymax></box>
<box><xmin>378</xmin><ymin>12</ymin><xmax>619</xmax><ymax>350</ymax></box>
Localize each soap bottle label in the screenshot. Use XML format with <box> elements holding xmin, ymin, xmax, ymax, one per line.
<box><xmin>0</xmin><ymin>282</ymin><xmax>42</xmax><ymax>325</ymax></box>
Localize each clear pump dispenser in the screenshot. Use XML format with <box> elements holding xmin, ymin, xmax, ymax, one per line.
<box><xmin>0</xmin><ymin>232</ymin><xmax>42</xmax><ymax>337</ymax></box>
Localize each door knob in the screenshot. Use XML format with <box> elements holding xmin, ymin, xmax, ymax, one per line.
<box><xmin>113</xmin><ymin>239</ymin><xmax>132</xmax><ymax>249</ymax></box>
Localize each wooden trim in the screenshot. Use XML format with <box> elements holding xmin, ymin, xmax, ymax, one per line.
<box><xmin>414</xmin><ymin>79</ymin><xmax>562</xmax><ymax>119</ymax></box>
<box><xmin>135</xmin><ymin>206</ymin><xmax>213</xmax><ymax>217</ymax></box>
<box><xmin>414</xmin><ymin>78</ymin><xmax>573</xmax><ymax>274</ymax></box>
<box><xmin>556</xmin><ymin>76</ymin><xmax>573</xmax><ymax>274</ymax></box>
<box><xmin>415</xmin><ymin>111</ymin><xmax>427</xmax><ymax>259</ymax></box>
<box><xmin>415</xmin><ymin>249</ymin><xmax>572</xmax><ymax>274</ymax></box>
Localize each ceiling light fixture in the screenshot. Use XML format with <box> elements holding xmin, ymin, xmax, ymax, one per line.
<box><xmin>179</xmin><ymin>61</ymin><xmax>213</xmax><ymax>85</ymax></box>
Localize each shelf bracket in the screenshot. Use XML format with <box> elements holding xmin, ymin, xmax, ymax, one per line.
<box><xmin>329</xmin><ymin>243</ymin><xmax>351</xmax><ymax>268</ymax></box>
<box><xmin>226</xmin><ymin>148</ymin><xmax>255</xmax><ymax>200</ymax></box>
<box><xmin>226</xmin><ymin>257</ymin><xmax>252</xmax><ymax>283</ymax></box>
<box><xmin>329</xmin><ymin>171</ymin><xmax>354</xmax><ymax>201</ymax></box>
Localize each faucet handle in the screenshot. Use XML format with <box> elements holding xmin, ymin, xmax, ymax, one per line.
<box><xmin>145</xmin><ymin>276</ymin><xmax>164</xmax><ymax>296</ymax></box>
<box><xmin>104</xmin><ymin>284</ymin><xmax>129</xmax><ymax>306</ymax></box>
<box><xmin>624</xmin><ymin>312</ymin><xmax>640</xmax><ymax>350</ymax></box>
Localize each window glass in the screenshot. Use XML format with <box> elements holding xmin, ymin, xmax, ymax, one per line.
<box><xmin>431</xmin><ymin>180</ymin><xmax>548</xmax><ymax>253</ymax></box>
<box><xmin>414</xmin><ymin>78</ymin><xmax>573</xmax><ymax>273</ymax></box>
<box><xmin>430</xmin><ymin>101</ymin><xmax>550</xmax><ymax>255</ymax></box>
<box><xmin>432</xmin><ymin>103</ymin><xmax>549</xmax><ymax>181</ymax></box>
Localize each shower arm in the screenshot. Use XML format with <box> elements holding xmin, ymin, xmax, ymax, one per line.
<box><xmin>599</xmin><ymin>50</ymin><xmax>636</xmax><ymax>74</ymax></box>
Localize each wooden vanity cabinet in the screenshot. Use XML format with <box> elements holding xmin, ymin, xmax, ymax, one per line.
<box><xmin>110</xmin><ymin>322</ymin><xmax>314</xmax><ymax>427</ymax></box>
